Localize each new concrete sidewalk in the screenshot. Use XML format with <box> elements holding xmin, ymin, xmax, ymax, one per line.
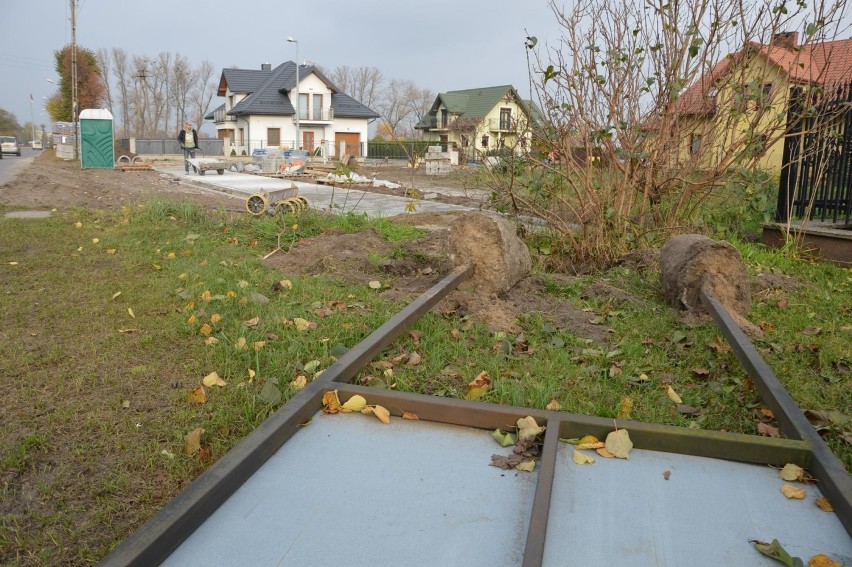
<box><xmin>154</xmin><ymin>164</ymin><xmax>474</xmax><ymax>218</ymax></box>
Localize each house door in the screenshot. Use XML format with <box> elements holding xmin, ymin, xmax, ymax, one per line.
<box><xmin>335</xmin><ymin>132</ymin><xmax>360</xmax><ymax>157</ymax></box>
<box><xmin>303</xmin><ymin>132</ymin><xmax>315</xmax><ymax>154</ymax></box>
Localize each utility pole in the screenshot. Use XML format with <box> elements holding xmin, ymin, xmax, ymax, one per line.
<box><xmin>70</xmin><ymin>0</ymin><xmax>79</xmax><ymax>159</ymax></box>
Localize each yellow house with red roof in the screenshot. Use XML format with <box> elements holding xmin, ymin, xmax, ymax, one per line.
<box><xmin>671</xmin><ymin>32</ymin><xmax>852</xmax><ymax>174</ymax></box>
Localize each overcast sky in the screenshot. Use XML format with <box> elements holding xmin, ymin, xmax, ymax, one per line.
<box><xmin>0</xmin><ymin>0</ymin><xmax>564</xmax><ymax>129</ymax></box>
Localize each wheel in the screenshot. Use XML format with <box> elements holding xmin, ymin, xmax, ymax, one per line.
<box><xmin>245</xmin><ymin>194</ymin><xmax>268</xmax><ymax>216</ymax></box>
<box><xmin>199</xmin><ymin>169</ymin><xmax>206</xmax><ymax>175</ymax></box>
<box><xmin>217</xmin><ymin>169</ymin><xmax>224</xmax><ymax>175</ymax></box>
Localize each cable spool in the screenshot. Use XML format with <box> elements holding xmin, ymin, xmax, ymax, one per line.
<box><xmin>245</xmin><ymin>193</ymin><xmax>269</xmax><ymax>216</ymax></box>
<box><xmin>280</xmin><ymin>196</ymin><xmax>309</xmax><ymax>214</ymax></box>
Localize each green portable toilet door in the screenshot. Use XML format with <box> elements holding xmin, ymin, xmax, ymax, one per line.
<box><xmin>80</xmin><ymin>109</ymin><xmax>115</xmax><ymax>169</ymax></box>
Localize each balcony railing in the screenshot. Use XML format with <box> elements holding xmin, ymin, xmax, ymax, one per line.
<box><xmin>294</xmin><ymin>108</ymin><xmax>334</xmax><ymax>122</ymax></box>
<box><xmin>489</xmin><ymin>118</ymin><xmax>516</xmax><ymax>132</ymax></box>
<box><xmin>214</xmin><ymin>108</ymin><xmax>237</xmax><ymax>123</ymax></box>
<box><xmin>417</xmin><ymin>116</ymin><xmax>449</xmax><ymax>130</ymax></box>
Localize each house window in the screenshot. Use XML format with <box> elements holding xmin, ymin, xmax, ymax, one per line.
<box><xmin>481</xmin><ymin>135</ymin><xmax>489</xmax><ymax>148</ymax></box>
<box><xmin>689</xmin><ymin>134</ymin><xmax>702</xmax><ymax>156</ymax></box>
<box><xmin>299</xmin><ymin>93</ymin><xmax>309</xmax><ymax>121</ymax></box>
<box><xmin>313</xmin><ymin>94</ymin><xmax>323</xmax><ymax>120</ymax></box>
<box><xmin>500</xmin><ymin>108</ymin><xmax>512</xmax><ymax>130</ymax></box>
<box><xmin>758</xmin><ymin>83</ymin><xmax>773</xmax><ymax>109</ymax></box>
<box><xmin>440</xmin><ymin>109</ymin><xmax>448</xmax><ymax>129</ymax></box>
<box><xmin>461</xmin><ymin>135</ymin><xmax>469</xmax><ymax>147</ymax></box>
<box><xmin>268</xmin><ymin>128</ymin><xmax>280</xmax><ymax>147</ymax></box>
<box><xmin>238</xmin><ymin>128</ymin><xmax>244</xmax><ymax>146</ymax></box>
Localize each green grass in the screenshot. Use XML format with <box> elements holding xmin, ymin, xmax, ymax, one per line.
<box><xmin>0</xmin><ymin>198</ymin><xmax>849</xmax><ymax>565</ymax></box>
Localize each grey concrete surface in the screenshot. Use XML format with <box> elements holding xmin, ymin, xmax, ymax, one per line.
<box><xmin>154</xmin><ymin>165</ymin><xmax>474</xmax><ymax>218</ymax></box>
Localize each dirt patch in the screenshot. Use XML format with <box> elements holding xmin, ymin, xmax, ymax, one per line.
<box><xmin>0</xmin><ymin>153</ymin><xmax>242</xmax><ymax>211</ymax></box>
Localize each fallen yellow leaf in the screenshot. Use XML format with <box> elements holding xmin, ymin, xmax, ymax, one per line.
<box><xmin>808</xmin><ymin>554</ymin><xmax>840</xmax><ymax>567</ymax></box>
<box><xmin>516</xmin><ymin>460</ymin><xmax>536</xmax><ymax>472</ymax></box>
<box><xmin>290</xmin><ymin>375</ymin><xmax>307</xmax><ymax>390</ymax></box>
<box><xmin>517</xmin><ymin>416</ymin><xmax>544</xmax><ymax>440</ymax></box>
<box><xmin>368</xmin><ymin>280</ymin><xmax>382</xmax><ymax>289</ymax></box>
<box><xmin>244</xmin><ymin>316</ymin><xmax>260</xmax><ymax>327</ymax></box>
<box><xmin>127</xmin><ymin>307</ymin><xmax>135</xmax><ymax>319</ymax></box>
<box><xmin>605</xmin><ymin>429</ymin><xmax>633</xmax><ymax>459</ymax></box>
<box><xmin>779</xmin><ymin>463</ymin><xmax>805</xmax><ymax>482</ymax></box>
<box><xmin>111</xmin><ymin>291</ymin><xmax>122</xmax><ymax>300</ymax></box>
<box><xmin>780</xmin><ymin>484</ymin><xmax>806</xmax><ymax>499</ymax></box>
<box><xmin>666</xmin><ymin>386</ymin><xmax>682</xmax><ymax>404</ymax></box>
<box><xmin>184</xmin><ymin>428</ymin><xmax>205</xmax><ymax>455</ymax></box>
<box><xmin>106</xmin><ymin>248</ymin><xmax>117</xmax><ymax>255</ymax></box>
<box><xmin>341</xmin><ymin>395</ymin><xmax>367</xmax><ymax>412</ymax></box>
<box><xmin>293</xmin><ymin>317</ymin><xmax>313</xmax><ymax>332</ymax></box>
<box><xmin>188</xmin><ymin>385</ymin><xmax>207</xmax><ymax>404</ymax></box>
<box><xmin>199</xmin><ymin>323</ymin><xmax>213</xmax><ymax>336</ymax></box>
<box><xmin>253</xmin><ymin>341</ymin><xmax>266</xmax><ymax>352</ymax></box>
<box><xmin>372</xmin><ymin>405</ymin><xmax>391</xmax><ymax>424</ymax></box>
<box><xmin>202</xmin><ymin>371</ymin><xmax>226</xmax><ymax>387</ymax></box>
<box><xmin>201</xmin><ymin>290</ymin><xmax>212</xmax><ymax>301</ymax></box>
<box><xmin>572</xmin><ymin>449</ymin><xmax>595</xmax><ymax>465</ymax></box>
<box><xmin>187</xmin><ymin>314</ymin><xmax>197</xmax><ymax>325</ymax></box>
<box><xmin>577</xmin><ymin>434</ymin><xmax>600</xmax><ymax>445</ymax></box>
<box><xmin>617</xmin><ymin>396</ymin><xmax>633</xmax><ymax>420</ymax></box>
<box><xmin>235</xmin><ymin>337</ymin><xmax>247</xmax><ymax>351</ymax></box>
<box><xmin>210</xmin><ymin>313</ymin><xmax>222</xmax><ymax>324</ymax></box>
<box><xmin>322</xmin><ymin>390</ymin><xmax>342</xmax><ymax>413</ymax></box>
<box><xmin>92</xmin><ymin>238</ymin><xmax>99</xmax><ymax>244</ymax></box>
<box><xmin>815</xmin><ymin>497</ymin><xmax>834</xmax><ymax>512</ymax></box>
<box><xmin>577</xmin><ymin>441</ymin><xmax>605</xmax><ymax>450</ymax></box>
<box><xmin>204</xmin><ymin>337</ymin><xmax>218</xmax><ymax>346</ymax></box>
<box><xmin>546</xmin><ymin>399</ymin><xmax>562</xmax><ymax>411</ymax></box>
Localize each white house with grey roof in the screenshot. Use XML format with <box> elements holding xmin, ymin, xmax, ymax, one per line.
<box><xmin>205</xmin><ymin>61</ymin><xmax>379</xmax><ymax>157</ymax></box>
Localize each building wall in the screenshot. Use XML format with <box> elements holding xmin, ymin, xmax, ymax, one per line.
<box><xmin>682</xmin><ymin>54</ymin><xmax>792</xmax><ymax>174</ymax></box>
<box><xmin>423</xmin><ymin>99</ymin><xmax>532</xmax><ymax>157</ymax></box>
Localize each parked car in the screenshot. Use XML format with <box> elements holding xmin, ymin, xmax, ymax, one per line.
<box><xmin>1</xmin><ymin>136</ymin><xmax>22</xmax><ymax>156</ymax></box>
<box><xmin>32</xmin><ymin>140</ymin><xmax>43</xmax><ymax>150</ymax></box>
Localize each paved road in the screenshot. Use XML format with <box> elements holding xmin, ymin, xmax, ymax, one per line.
<box><xmin>0</xmin><ymin>149</ymin><xmax>40</xmax><ymax>186</ymax></box>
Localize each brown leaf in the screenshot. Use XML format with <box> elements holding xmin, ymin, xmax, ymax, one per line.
<box><xmin>188</xmin><ymin>385</ymin><xmax>207</xmax><ymax>404</ymax></box>
<box><xmin>322</xmin><ymin>390</ymin><xmax>342</xmax><ymax>414</ymax></box>
<box><xmin>372</xmin><ymin>405</ymin><xmax>391</xmax><ymax>424</ymax></box>
<box><xmin>184</xmin><ymin>427</ymin><xmax>205</xmax><ymax>455</ymax></box>
<box><xmin>450</xmin><ymin>328</ymin><xmax>460</xmax><ymax>340</ymax></box>
<box><xmin>468</xmin><ymin>371</ymin><xmax>492</xmax><ymax>390</ymax></box>
<box><xmin>546</xmin><ymin>399</ymin><xmax>562</xmax><ymax>411</ymax></box>
<box><xmin>243</xmin><ymin>316</ymin><xmax>260</xmax><ymax>327</ymax></box>
<box><xmin>707</xmin><ymin>336</ymin><xmax>731</xmax><ymax>353</ymax></box>
<box><xmin>757</xmin><ymin>422</ymin><xmax>781</xmax><ymax>438</ymax></box>
<box><xmin>409</xmin><ymin>330</ymin><xmax>422</xmax><ymax>345</ymax></box>
<box><xmin>677</xmin><ymin>404</ymin><xmax>701</xmax><ymax>416</ymax></box>
<box><xmin>596</xmin><ymin>447</ymin><xmax>615</xmax><ymax>458</ymax></box>
<box><xmin>780</xmin><ymin>484</ymin><xmax>806</xmax><ymax>499</ymax></box>
<box><xmin>759</xmin><ymin>408</ymin><xmax>776</xmax><ymax>419</ymax></box>
<box><xmin>815</xmin><ymin>497</ymin><xmax>834</xmax><ymax>512</ymax></box>
<box><xmin>402</xmin><ymin>411</ymin><xmax>419</xmax><ymax>420</ymax></box>
<box><xmin>690</xmin><ymin>367</ymin><xmax>710</xmax><ymax>378</ymax></box>
<box><xmin>407</xmin><ymin>352</ymin><xmax>422</xmax><ymax>366</ymax></box>
<box><xmin>663</xmin><ymin>470</ymin><xmax>671</xmax><ymax>480</ymax></box>
<box><xmin>801</xmin><ymin>326</ymin><xmax>821</xmax><ymax>335</ymax></box>
<box><xmin>776</xmin><ymin>299</ymin><xmax>788</xmax><ymax>309</ymax></box>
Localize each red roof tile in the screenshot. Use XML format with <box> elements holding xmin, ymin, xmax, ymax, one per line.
<box><xmin>675</xmin><ymin>36</ymin><xmax>852</xmax><ymax>116</ymax></box>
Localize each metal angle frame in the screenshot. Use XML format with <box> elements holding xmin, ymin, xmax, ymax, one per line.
<box><xmin>100</xmin><ymin>268</ymin><xmax>851</xmax><ymax>566</ymax></box>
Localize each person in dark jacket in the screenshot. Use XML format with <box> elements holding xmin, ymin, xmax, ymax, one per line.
<box><xmin>178</xmin><ymin>122</ymin><xmax>199</xmax><ymax>173</ymax></box>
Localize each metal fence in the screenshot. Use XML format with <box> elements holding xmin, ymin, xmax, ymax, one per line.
<box><xmin>118</xmin><ymin>138</ymin><xmax>224</xmax><ymax>156</ymax></box>
<box><xmin>367</xmin><ymin>141</ymin><xmax>444</xmax><ymax>160</ymax></box>
<box><xmin>777</xmin><ymin>81</ymin><xmax>852</xmax><ymax>225</ymax></box>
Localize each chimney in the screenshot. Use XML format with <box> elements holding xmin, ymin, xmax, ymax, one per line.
<box><xmin>773</xmin><ymin>32</ymin><xmax>799</xmax><ymax>49</ymax></box>
<box><xmin>261</xmin><ymin>63</ymin><xmax>271</xmax><ymax>71</ymax></box>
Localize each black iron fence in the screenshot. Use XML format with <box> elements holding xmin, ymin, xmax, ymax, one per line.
<box><xmin>777</xmin><ymin>81</ymin><xmax>852</xmax><ymax>225</ymax></box>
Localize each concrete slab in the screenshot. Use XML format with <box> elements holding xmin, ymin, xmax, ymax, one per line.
<box><xmin>162</xmin><ymin>412</ymin><xmax>537</xmax><ymax>567</ymax></box>
<box><xmin>155</xmin><ymin>166</ymin><xmax>473</xmax><ymax>218</ymax></box>
<box><xmin>544</xmin><ymin>443</ymin><xmax>852</xmax><ymax>566</ymax></box>
<box><xmin>4</xmin><ymin>210</ymin><xmax>52</xmax><ymax>219</ymax></box>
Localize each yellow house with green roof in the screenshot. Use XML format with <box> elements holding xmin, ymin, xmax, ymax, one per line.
<box><xmin>415</xmin><ymin>85</ymin><xmax>537</xmax><ymax>159</ymax></box>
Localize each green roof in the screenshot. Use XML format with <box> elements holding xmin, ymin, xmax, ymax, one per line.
<box><xmin>416</xmin><ymin>85</ymin><xmax>540</xmax><ymax>129</ymax></box>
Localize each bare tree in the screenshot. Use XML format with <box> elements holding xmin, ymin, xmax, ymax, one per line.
<box><xmin>95</xmin><ymin>48</ymin><xmax>113</xmax><ymax>116</ymax></box>
<box><xmin>187</xmin><ymin>60</ymin><xmax>217</xmax><ymax>132</ymax></box>
<box><xmin>506</xmin><ymin>0</ymin><xmax>850</xmax><ymax>267</ymax></box>
<box><xmin>324</xmin><ymin>65</ymin><xmax>384</xmax><ymax>109</ymax></box>
<box><xmin>377</xmin><ymin>79</ymin><xmax>434</xmax><ymax>138</ymax></box>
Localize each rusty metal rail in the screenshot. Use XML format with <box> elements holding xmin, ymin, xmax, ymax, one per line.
<box><xmin>700</xmin><ymin>285</ymin><xmax>852</xmax><ymax>536</ymax></box>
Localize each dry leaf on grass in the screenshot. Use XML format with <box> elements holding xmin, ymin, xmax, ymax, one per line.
<box><xmin>202</xmin><ymin>371</ymin><xmax>226</xmax><ymax>387</ymax></box>
<box><xmin>184</xmin><ymin>428</ymin><xmax>204</xmax><ymax>455</ymax></box>
<box><xmin>666</xmin><ymin>386</ymin><xmax>683</xmax><ymax>404</ymax></box>
<box><xmin>757</xmin><ymin>422</ymin><xmax>781</xmax><ymax>438</ymax></box>
<box><xmin>290</xmin><ymin>375</ymin><xmax>307</xmax><ymax>390</ymax></box>
<box><xmin>188</xmin><ymin>385</ymin><xmax>207</xmax><ymax>404</ymax></box>
<box><xmin>546</xmin><ymin>399</ymin><xmax>562</xmax><ymax>411</ymax></box>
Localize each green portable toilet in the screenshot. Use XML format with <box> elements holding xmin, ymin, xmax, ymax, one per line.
<box><xmin>79</xmin><ymin>109</ymin><xmax>114</xmax><ymax>169</ymax></box>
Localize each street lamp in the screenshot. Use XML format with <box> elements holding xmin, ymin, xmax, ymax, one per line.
<box><xmin>287</xmin><ymin>37</ymin><xmax>299</xmax><ymax>151</ymax></box>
